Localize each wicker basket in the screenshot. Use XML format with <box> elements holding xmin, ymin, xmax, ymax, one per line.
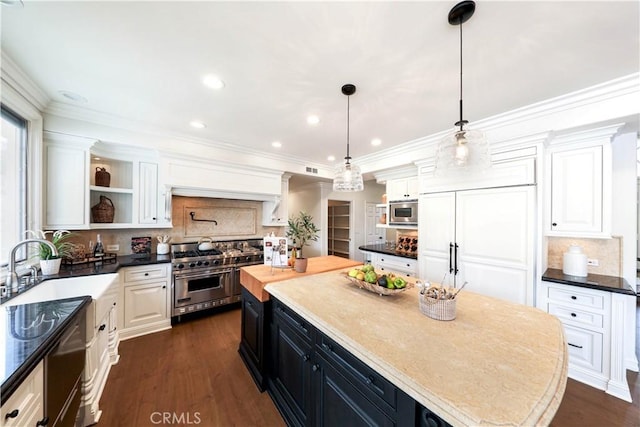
<box><xmin>95</xmin><ymin>167</ymin><xmax>111</xmax><ymax>187</ymax></box>
<box><xmin>91</xmin><ymin>195</ymin><xmax>115</xmax><ymax>223</ymax></box>
<box><xmin>419</xmin><ymin>294</ymin><xmax>456</xmax><ymax>321</ymax></box>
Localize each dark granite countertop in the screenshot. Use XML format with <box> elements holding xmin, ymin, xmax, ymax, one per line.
<box><xmin>1</xmin><ymin>296</ymin><xmax>91</xmax><ymax>405</ymax></box>
<box><xmin>542</xmin><ymin>268</ymin><xmax>636</xmax><ymax>296</ymax></box>
<box><xmin>358</xmin><ymin>244</ymin><xmax>417</xmax><ymax>260</ymax></box>
<box><xmin>54</xmin><ymin>253</ymin><xmax>171</xmax><ymax>278</ymax></box>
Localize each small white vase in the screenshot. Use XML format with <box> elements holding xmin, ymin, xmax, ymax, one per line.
<box><xmin>157</xmin><ymin>243</ymin><xmax>170</xmax><ymax>255</ymax></box>
<box><xmin>40</xmin><ymin>258</ymin><xmax>62</xmax><ymax>276</ymax></box>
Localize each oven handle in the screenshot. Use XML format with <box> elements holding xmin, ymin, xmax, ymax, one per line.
<box><xmin>174</xmin><ymin>269</ymin><xmax>233</xmax><ymax>280</ymax></box>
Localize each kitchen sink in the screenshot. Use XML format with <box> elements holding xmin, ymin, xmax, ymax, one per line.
<box><xmin>1</xmin><ymin>273</ymin><xmax>118</xmax><ymax>307</ymax></box>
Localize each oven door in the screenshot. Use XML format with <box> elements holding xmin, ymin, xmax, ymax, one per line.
<box><xmin>173</xmin><ymin>268</ymin><xmax>232</xmax><ymax>309</ymax></box>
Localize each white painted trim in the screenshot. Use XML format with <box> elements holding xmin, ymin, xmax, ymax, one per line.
<box><xmin>1</xmin><ymin>51</ymin><xmax>49</xmax><ymax>111</ymax></box>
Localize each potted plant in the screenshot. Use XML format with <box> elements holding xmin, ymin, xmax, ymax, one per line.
<box><xmin>27</xmin><ymin>229</ymin><xmax>75</xmax><ymax>275</ymax></box>
<box><xmin>286</xmin><ymin>211</ymin><xmax>320</xmax><ymax>273</ymax></box>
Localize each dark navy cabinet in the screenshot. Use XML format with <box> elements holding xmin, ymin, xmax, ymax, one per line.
<box><xmin>266</xmin><ymin>297</ymin><xmax>448</xmax><ymax>427</ymax></box>
<box><xmin>238</xmin><ymin>287</ymin><xmax>270</xmax><ymax>391</ymax></box>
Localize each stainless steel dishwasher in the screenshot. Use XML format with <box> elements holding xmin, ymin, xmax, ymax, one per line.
<box><xmin>46</xmin><ymin>305</ymin><xmax>87</xmax><ymax>427</ymax></box>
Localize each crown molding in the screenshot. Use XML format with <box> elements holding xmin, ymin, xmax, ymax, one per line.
<box><xmin>1</xmin><ymin>51</ymin><xmax>50</xmax><ymax>111</ymax></box>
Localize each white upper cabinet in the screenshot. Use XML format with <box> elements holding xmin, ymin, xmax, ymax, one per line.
<box><xmin>44</xmin><ymin>133</ymin><xmax>170</xmax><ymax>230</ymax></box>
<box><xmin>387</xmin><ymin>177</ymin><xmax>419</xmax><ymax>201</ymax></box>
<box><xmin>545</xmin><ymin>124</ymin><xmax>619</xmax><ymax>238</ymax></box>
<box><xmin>44</xmin><ymin>134</ymin><xmax>94</xmax><ymax>229</ymax></box>
<box><xmin>138</xmin><ymin>161</ymin><xmax>158</xmax><ymax>224</ymax></box>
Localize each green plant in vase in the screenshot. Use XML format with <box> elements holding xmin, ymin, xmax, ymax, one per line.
<box><xmin>286</xmin><ymin>211</ymin><xmax>320</xmax><ymax>272</ymax></box>
<box><xmin>27</xmin><ymin>229</ymin><xmax>75</xmax><ymax>275</ymax></box>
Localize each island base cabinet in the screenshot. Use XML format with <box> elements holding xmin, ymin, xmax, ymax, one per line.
<box><xmin>314</xmin><ymin>352</ymin><xmax>394</xmax><ymax>427</ymax></box>
<box><xmin>238</xmin><ymin>287</ymin><xmax>271</xmax><ymax>392</ymax></box>
<box><xmin>267</xmin><ymin>297</ymin><xmax>450</xmax><ymax>427</ymax></box>
<box><xmin>0</xmin><ymin>361</ymin><xmax>44</xmax><ymax>427</ymax></box>
<box><xmin>268</xmin><ymin>315</ymin><xmax>314</xmax><ymax>427</ymax></box>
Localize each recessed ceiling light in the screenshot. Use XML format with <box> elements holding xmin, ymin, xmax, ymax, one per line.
<box><xmin>271</xmin><ymin>141</ymin><xmax>282</xmax><ymax>148</ymax></box>
<box><xmin>203</xmin><ymin>74</ymin><xmax>225</xmax><ymax>90</ymax></box>
<box><xmin>58</xmin><ymin>90</ymin><xmax>87</xmax><ymax>103</ymax></box>
<box><xmin>307</xmin><ymin>115</ymin><xmax>320</xmax><ymax>125</ymax></box>
<box><xmin>190</xmin><ymin>121</ymin><xmax>206</xmax><ymax>129</ymax></box>
<box><xmin>327</xmin><ymin>155</ymin><xmax>336</xmax><ymax>162</ymax></box>
<box><xmin>371</xmin><ymin>138</ymin><xmax>382</xmax><ymax>146</ymax></box>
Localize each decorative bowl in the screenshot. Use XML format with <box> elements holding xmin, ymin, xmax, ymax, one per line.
<box><xmin>342</xmin><ymin>273</ymin><xmax>413</xmax><ymax>296</ymax></box>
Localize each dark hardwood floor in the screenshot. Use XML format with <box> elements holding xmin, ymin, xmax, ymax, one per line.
<box><xmin>98</xmin><ymin>303</ymin><xmax>640</xmax><ymax>427</ymax></box>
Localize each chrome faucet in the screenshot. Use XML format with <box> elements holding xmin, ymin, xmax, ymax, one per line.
<box><xmin>6</xmin><ymin>239</ymin><xmax>58</xmax><ymax>294</ymax></box>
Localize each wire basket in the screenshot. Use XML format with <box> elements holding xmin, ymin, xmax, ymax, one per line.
<box><xmin>419</xmin><ymin>294</ymin><xmax>457</xmax><ymax>321</ymax></box>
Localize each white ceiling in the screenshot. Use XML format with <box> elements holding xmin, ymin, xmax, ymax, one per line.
<box><xmin>1</xmin><ymin>1</ymin><xmax>639</xmax><ymax>168</ymax></box>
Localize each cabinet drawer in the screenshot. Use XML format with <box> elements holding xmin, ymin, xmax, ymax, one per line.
<box><xmin>563</xmin><ymin>324</ymin><xmax>603</xmax><ymax>373</ymax></box>
<box><xmin>94</xmin><ymin>278</ymin><xmax>118</xmax><ymax>329</ymax></box>
<box><xmin>317</xmin><ymin>333</ymin><xmax>396</xmax><ymax>410</ymax></box>
<box><xmin>273</xmin><ymin>299</ymin><xmax>313</xmax><ymax>341</ymax></box>
<box><xmin>123</xmin><ymin>265</ymin><xmax>168</xmax><ymax>283</ymax></box>
<box><xmin>1</xmin><ymin>361</ymin><xmax>43</xmax><ymax>427</ymax></box>
<box><xmin>547</xmin><ymin>286</ymin><xmax>605</xmax><ymax>310</ymax></box>
<box><xmin>548</xmin><ymin>303</ymin><xmax>604</xmax><ymax>329</ymax></box>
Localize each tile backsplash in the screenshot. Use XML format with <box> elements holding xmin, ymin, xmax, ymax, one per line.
<box><xmin>547</xmin><ymin>236</ymin><xmax>622</xmax><ymax>277</ymax></box>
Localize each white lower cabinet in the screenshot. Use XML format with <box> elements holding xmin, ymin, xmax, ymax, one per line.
<box><xmin>1</xmin><ymin>361</ymin><xmax>44</xmax><ymax>427</ymax></box>
<box><xmin>371</xmin><ymin>253</ymin><xmax>417</xmax><ymax>278</ymax></box>
<box><xmin>119</xmin><ymin>264</ymin><xmax>171</xmax><ymax>340</ymax></box>
<box><xmin>538</xmin><ymin>281</ymin><xmax>632</xmax><ymax>402</ymax></box>
<box><xmin>80</xmin><ymin>276</ymin><xmax>120</xmax><ymax>427</ymax></box>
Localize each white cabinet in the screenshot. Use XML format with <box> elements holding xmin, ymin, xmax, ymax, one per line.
<box><xmin>139</xmin><ymin>161</ymin><xmax>159</xmax><ymax>224</ymax></box>
<box><xmin>262</xmin><ymin>173</ymin><xmax>291</xmax><ymax>226</ymax></box>
<box><xmin>371</xmin><ymin>253</ymin><xmax>417</xmax><ymax>278</ymax></box>
<box><xmin>80</xmin><ymin>275</ymin><xmax>119</xmax><ymax>427</ymax></box>
<box><xmin>0</xmin><ymin>361</ymin><xmax>44</xmax><ymax>427</ymax></box>
<box><xmin>119</xmin><ymin>264</ymin><xmax>171</xmax><ymax>340</ymax></box>
<box><xmin>537</xmin><ymin>281</ymin><xmax>632</xmax><ymax>402</ymax></box>
<box><xmin>44</xmin><ymin>135</ymin><xmax>93</xmax><ymax>229</ymax></box>
<box><xmin>418</xmin><ymin>186</ymin><xmax>535</xmax><ymax>305</ymax></box>
<box><xmin>387</xmin><ymin>177</ymin><xmax>419</xmax><ymax>201</ymax></box>
<box><xmin>545</xmin><ymin>124</ymin><xmax>618</xmax><ymax>238</ymax></box>
<box><xmin>45</xmin><ymin>133</ymin><xmax>171</xmax><ymax>230</ymax></box>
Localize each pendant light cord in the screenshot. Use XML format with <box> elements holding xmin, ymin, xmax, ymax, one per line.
<box><xmin>457</xmin><ymin>17</ymin><xmax>467</xmax><ymax>132</ymax></box>
<box><xmin>345</xmin><ymin>94</ymin><xmax>351</xmax><ymax>164</ymax></box>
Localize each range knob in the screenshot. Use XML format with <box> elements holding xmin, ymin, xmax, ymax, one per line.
<box><xmin>196</xmin><ymin>260</ymin><xmax>203</xmax><ymax>266</ymax></box>
<box><xmin>234</xmin><ymin>257</ymin><xmax>240</xmax><ymax>264</ymax></box>
<box><xmin>189</xmin><ymin>262</ymin><xmax>196</xmax><ymax>268</ymax></box>
<box><xmin>203</xmin><ymin>260</ymin><xmax>210</xmax><ymax>266</ymax></box>
<box><xmin>177</xmin><ymin>263</ymin><xmax>184</xmax><ymax>269</ymax></box>
<box><xmin>213</xmin><ymin>259</ymin><xmax>220</xmax><ymax>266</ymax></box>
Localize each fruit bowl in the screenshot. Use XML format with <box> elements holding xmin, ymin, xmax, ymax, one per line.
<box><xmin>342</xmin><ymin>273</ymin><xmax>414</xmax><ymax>296</ymax></box>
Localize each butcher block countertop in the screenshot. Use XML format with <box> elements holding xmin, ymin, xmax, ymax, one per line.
<box><xmin>239</xmin><ymin>255</ymin><xmax>362</xmax><ymax>301</ymax></box>
<box><xmin>265</xmin><ymin>268</ymin><xmax>568</xmax><ymax>427</ymax></box>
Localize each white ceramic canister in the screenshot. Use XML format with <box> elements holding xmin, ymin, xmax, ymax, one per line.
<box><xmin>562</xmin><ymin>244</ymin><xmax>588</xmax><ymax>277</ymax></box>
<box><xmin>157</xmin><ymin>243</ymin><xmax>170</xmax><ymax>255</ymax></box>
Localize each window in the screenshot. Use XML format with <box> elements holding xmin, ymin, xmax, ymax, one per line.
<box><xmin>1</xmin><ymin>104</ymin><xmax>28</xmax><ymax>263</ymax></box>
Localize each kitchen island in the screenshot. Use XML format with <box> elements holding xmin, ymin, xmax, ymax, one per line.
<box><xmin>265</xmin><ymin>269</ymin><xmax>568</xmax><ymax>427</ymax></box>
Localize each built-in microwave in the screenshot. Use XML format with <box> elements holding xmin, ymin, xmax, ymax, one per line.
<box><xmin>389</xmin><ymin>200</ymin><xmax>418</xmax><ymax>225</ymax></box>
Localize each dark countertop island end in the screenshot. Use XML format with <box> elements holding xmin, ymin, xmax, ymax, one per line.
<box><xmin>358</xmin><ymin>243</ymin><xmax>417</xmax><ymax>260</ymax></box>
<box><xmin>542</xmin><ymin>268</ymin><xmax>636</xmax><ymax>296</ymax></box>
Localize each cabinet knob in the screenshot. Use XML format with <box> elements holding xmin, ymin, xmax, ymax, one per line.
<box><xmin>303</xmin><ymin>354</ymin><xmax>310</xmax><ymax>361</ymax></box>
<box><xmin>570</xmin><ymin>313</ymin><xmax>577</xmax><ymax>317</ymax></box>
<box><xmin>552</xmin><ymin>222</ymin><xmax>557</xmax><ymax>227</ymax></box>
<box><xmin>36</xmin><ymin>416</ymin><xmax>50</xmax><ymax>426</ymax></box>
<box><xmin>144</xmin><ymin>273</ymin><xmax>149</xmax><ymax>276</ymax></box>
<box><xmin>365</xmin><ymin>376</ymin><xmax>373</xmax><ymax>385</ymax></box>
<box><xmin>152</xmin><ymin>217</ymin><xmax>156</xmax><ymax>220</ymax></box>
<box><xmin>571</xmin><ymin>296</ymin><xmax>577</xmax><ymax>300</ymax></box>
<box><xmin>5</xmin><ymin>409</ymin><xmax>19</xmax><ymax>420</ymax></box>
<box><xmin>312</xmin><ymin>364</ymin><xmax>320</xmax><ymax>372</ymax></box>
<box><xmin>99</xmin><ymin>324</ymin><xmax>106</xmax><ymax>331</ymax></box>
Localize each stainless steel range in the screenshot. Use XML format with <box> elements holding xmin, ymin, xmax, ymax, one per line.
<box><xmin>171</xmin><ymin>239</ymin><xmax>263</xmax><ymax>318</ymax></box>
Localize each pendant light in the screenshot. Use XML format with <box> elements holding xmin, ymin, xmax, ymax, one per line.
<box><xmin>434</xmin><ymin>0</ymin><xmax>490</xmax><ymax>176</ymax></box>
<box><xmin>333</xmin><ymin>83</ymin><xmax>364</xmax><ymax>192</ymax></box>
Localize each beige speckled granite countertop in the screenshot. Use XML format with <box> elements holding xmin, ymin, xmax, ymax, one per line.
<box><xmin>265</xmin><ymin>269</ymin><xmax>568</xmax><ymax>427</ymax></box>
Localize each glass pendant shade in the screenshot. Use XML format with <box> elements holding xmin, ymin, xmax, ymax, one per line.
<box><xmin>333</xmin><ymin>162</ymin><xmax>364</xmax><ymax>191</ymax></box>
<box><xmin>434</xmin><ymin>128</ymin><xmax>490</xmax><ymax>176</ymax></box>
